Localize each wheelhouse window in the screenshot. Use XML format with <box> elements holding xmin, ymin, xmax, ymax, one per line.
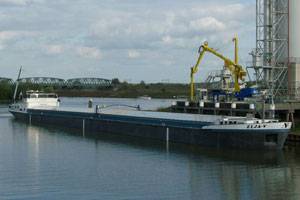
<box><xmin>26</xmin><ymin>93</ymin><xmax>58</xmax><ymax>98</ymax></box>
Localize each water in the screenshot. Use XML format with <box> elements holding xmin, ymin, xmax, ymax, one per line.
<box><xmin>1</xmin><ymin>98</ymin><xmax>300</xmax><ymax>200</ymax></box>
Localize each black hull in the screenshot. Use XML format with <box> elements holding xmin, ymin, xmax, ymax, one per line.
<box><xmin>10</xmin><ymin>110</ymin><xmax>289</xmax><ymax>150</ymax></box>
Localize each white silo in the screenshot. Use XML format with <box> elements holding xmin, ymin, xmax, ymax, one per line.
<box><xmin>289</xmin><ymin>0</ymin><xmax>300</xmax><ymax>96</ymax></box>
<box><xmin>289</xmin><ymin>0</ymin><xmax>300</xmax><ymax>61</ymax></box>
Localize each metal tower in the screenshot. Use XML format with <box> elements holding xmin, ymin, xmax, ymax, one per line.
<box><xmin>251</xmin><ymin>0</ymin><xmax>288</xmax><ymax>101</ymax></box>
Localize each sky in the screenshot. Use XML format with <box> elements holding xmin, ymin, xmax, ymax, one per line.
<box><xmin>0</xmin><ymin>0</ymin><xmax>256</xmax><ymax>83</ymax></box>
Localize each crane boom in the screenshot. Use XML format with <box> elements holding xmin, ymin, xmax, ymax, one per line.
<box><xmin>232</xmin><ymin>36</ymin><xmax>239</xmax><ymax>65</ymax></box>
<box><xmin>189</xmin><ymin>38</ymin><xmax>247</xmax><ymax>101</ymax></box>
<box><xmin>190</xmin><ymin>45</ymin><xmax>206</xmax><ymax>101</ymax></box>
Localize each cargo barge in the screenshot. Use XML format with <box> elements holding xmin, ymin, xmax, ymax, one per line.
<box><xmin>9</xmin><ymin>91</ymin><xmax>292</xmax><ymax>150</ymax></box>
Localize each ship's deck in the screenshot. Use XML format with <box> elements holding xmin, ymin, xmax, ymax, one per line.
<box><xmin>30</xmin><ymin>106</ymin><xmax>225</xmax><ymax>123</ymax></box>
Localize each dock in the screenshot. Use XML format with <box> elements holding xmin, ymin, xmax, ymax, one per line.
<box><xmin>172</xmin><ymin>100</ymin><xmax>300</xmax><ymax>122</ymax></box>
<box><xmin>172</xmin><ymin>100</ymin><xmax>300</xmax><ymax>145</ymax></box>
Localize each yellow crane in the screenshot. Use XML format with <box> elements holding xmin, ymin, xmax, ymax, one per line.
<box><xmin>189</xmin><ymin>36</ymin><xmax>247</xmax><ymax>101</ymax></box>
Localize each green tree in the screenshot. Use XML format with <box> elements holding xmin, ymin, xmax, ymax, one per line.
<box><xmin>44</xmin><ymin>86</ymin><xmax>54</xmax><ymax>93</ymax></box>
<box><xmin>112</xmin><ymin>78</ymin><xmax>120</xmax><ymax>85</ymax></box>
<box><xmin>140</xmin><ymin>80</ymin><xmax>146</xmax><ymax>86</ymax></box>
<box><xmin>0</xmin><ymin>82</ymin><xmax>14</xmax><ymax>100</ymax></box>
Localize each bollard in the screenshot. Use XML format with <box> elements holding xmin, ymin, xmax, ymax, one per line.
<box><xmin>270</xmin><ymin>104</ymin><xmax>275</xmax><ymax>119</ymax></box>
<box><xmin>231</xmin><ymin>103</ymin><xmax>236</xmax><ymax>109</ymax></box>
<box><xmin>199</xmin><ymin>101</ymin><xmax>204</xmax><ymax>114</ymax></box>
<box><xmin>231</xmin><ymin>103</ymin><xmax>236</xmax><ymax>116</ymax></box>
<box><xmin>199</xmin><ymin>101</ymin><xmax>204</xmax><ymax>108</ymax></box>
<box><xmin>95</xmin><ymin>105</ymin><xmax>100</xmax><ymax>114</ymax></box>
<box><xmin>88</xmin><ymin>99</ymin><xmax>93</xmax><ymax>108</ymax></box>
<box><xmin>215</xmin><ymin>102</ymin><xmax>220</xmax><ymax>115</ymax></box>
<box><xmin>185</xmin><ymin>101</ymin><xmax>190</xmax><ymax>107</ymax></box>
<box><xmin>184</xmin><ymin>101</ymin><xmax>189</xmax><ymax>113</ymax></box>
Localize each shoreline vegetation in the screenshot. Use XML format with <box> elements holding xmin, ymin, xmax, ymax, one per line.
<box><xmin>0</xmin><ymin>79</ymin><xmax>190</xmax><ymax>101</ymax></box>
<box><xmin>56</xmin><ymin>83</ymin><xmax>189</xmax><ymax>99</ymax></box>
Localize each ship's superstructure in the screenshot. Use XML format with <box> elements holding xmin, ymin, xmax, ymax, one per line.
<box><xmin>9</xmin><ymin>91</ymin><xmax>59</xmax><ymax>112</ymax></box>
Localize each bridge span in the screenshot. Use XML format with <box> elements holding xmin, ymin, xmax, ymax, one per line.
<box><xmin>1</xmin><ymin>77</ymin><xmax>112</xmax><ymax>88</ymax></box>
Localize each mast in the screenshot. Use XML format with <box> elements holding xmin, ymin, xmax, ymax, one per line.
<box><xmin>13</xmin><ymin>66</ymin><xmax>22</xmax><ymax>103</ymax></box>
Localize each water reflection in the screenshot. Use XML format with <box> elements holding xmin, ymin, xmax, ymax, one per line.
<box><xmin>27</xmin><ymin>126</ymin><xmax>40</xmax><ymax>158</ymax></box>
<box><xmin>187</xmin><ymin>151</ymin><xmax>291</xmax><ymax>200</ymax></box>
<box><xmin>20</xmin><ymin>121</ymin><xmax>296</xmax><ymax>199</ymax></box>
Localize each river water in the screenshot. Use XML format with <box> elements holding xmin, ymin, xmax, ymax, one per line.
<box><xmin>1</xmin><ymin>98</ymin><xmax>300</xmax><ymax>200</ymax></box>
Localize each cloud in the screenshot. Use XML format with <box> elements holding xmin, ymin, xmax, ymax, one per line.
<box><xmin>76</xmin><ymin>46</ymin><xmax>102</xmax><ymax>59</ymax></box>
<box><xmin>189</xmin><ymin>17</ymin><xmax>226</xmax><ymax>32</ymax></box>
<box><xmin>0</xmin><ymin>0</ymin><xmax>256</xmax><ymax>82</ymax></box>
<box><xmin>0</xmin><ymin>44</ymin><xmax>6</xmax><ymax>50</ymax></box>
<box><xmin>0</xmin><ymin>0</ymin><xmax>26</xmax><ymax>6</ymax></box>
<box><xmin>162</xmin><ymin>35</ymin><xmax>173</xmax><ymax>44</ymax></box>
<box><xmin>128</xmin><ymin>50</ymin><xmax>140</xmax><ymax>59</ymax></box>
<box><xmin>41</xmin><ymin>44</ymin><xmax>102</xmax><ymax>59</ymax></box>
<box><xmin>191</xmin><ymin>3</ymin><xmax>252</xmax><ymax>20</ymax></box>
<box><xmin>0</xmin><ymin>30</ymin><xmax>38</xmax><ymax>50</ymax></box>
<box><xmin>0</xmin><ymin>0</ymin><xmax>43</xmax><ymax>6</ymax></box>
<box><xmin>0</xmin><ymin>31</ymin><xmax>19</xmax><ymax>40</ymax></box>
<box><xmin>88</xmin><ymin>2</ymin><xmax>254</xmax><ymax>51</ymax></box>
<box><xmin>44</xmin><ymin>44</ymin><xmax>64</xmax><ymax>55</ymax></box>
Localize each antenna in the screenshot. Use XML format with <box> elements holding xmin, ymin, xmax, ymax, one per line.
<box><xmin>13</xmin><ymin>66</ymin><xmax>22</xmax><ymax>103</ymax></box>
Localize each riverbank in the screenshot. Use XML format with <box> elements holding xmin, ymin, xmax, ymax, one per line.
<box><xmin>56</xmin><ymin>83</ymin><xmax>189</xmax><ymax>99</ymax></box>
<box><xmin>7</xmin><ymin>82</ymin><xmax>189</xmax><ymax>100</ymax></box>
<box><xmin>0</xmin><ymin>82</ymin><xmax>189</xmax><ymax>100</ymax></box>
